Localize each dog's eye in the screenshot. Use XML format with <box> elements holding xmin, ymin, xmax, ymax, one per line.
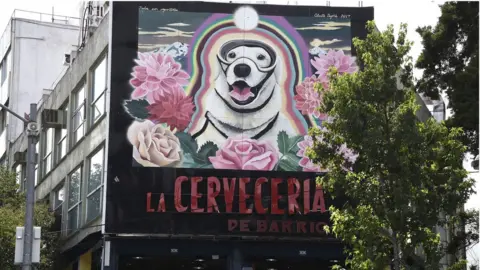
<box><xmin>257</xmin><ymin>54</ymin><xmax>266</xmax><ymax>60</ymax></box>
<box><xmin>228</xmin><ymin>52</ymin><xmax>236</xmax><ymax>59</ymax></box>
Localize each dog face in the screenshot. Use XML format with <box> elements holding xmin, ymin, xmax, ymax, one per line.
<box><xmin>216</xmin><ymin>40</ymin><xmax>278</xmax><ymax>107</ymax></box>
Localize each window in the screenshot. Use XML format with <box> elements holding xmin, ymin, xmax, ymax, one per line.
<box><xmin>91</xmin><ymin>57</ymin><xmax>107</xmax><ymax>123</ymax></box>
<box><xmin>0</xmin><ymin>56</ymin><xmax>6</xmax><ymax>85</ymax></box>
<box><xmin>72</xmin><ymin>86</ymin><xmax>85</xmax><ymax>144</ymax></box>
<box><xmin>43</xmin><ymin>128</ymin><xmax>54</xmax><ymax>175</ymax></box>
<box><xmin>86</xmin><ymin>147</ymin><xmax>104</xmax><ymax>223</ymax></box>
<box><xmin>67</xmin><ymin>166</ymin><xmax>82</xmax><ymax>233</ymax></box>
<box><xmin>53</xmin><ymin>183</ymin><xmax>65</xmax><ymax>217</ymax></box>
<box><xmin>15</xmin><ymin>164</ymin><xmax>22</xmax><ymax>190</ymax></box>
<box><xmin>34</xmin><ymin>142</ymin><xmax>39</xmax><ymax>186</ymax></box>
<box><xmin>57</xmin><ymin>103</ymin><xmax>68</xmax><ymax>160</ymax></box>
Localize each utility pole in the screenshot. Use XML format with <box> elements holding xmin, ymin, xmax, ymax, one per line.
<box><xmin>0</xmin><ymin>103</ymin><xmax>38</xmax><ymax>270</ymax></box>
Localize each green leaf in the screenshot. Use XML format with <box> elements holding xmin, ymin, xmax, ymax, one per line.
<box><xmin>277</xmin><ymin>131</ymin><xmax>289</xmax><ymax>154</ymax></box>
<box><xmin>175</xmin><ymin>132</ymin><xmax>198</xmax><ymax>156</ymax></box>
<box><xmin>288</xmin><ymin>135</ymin><xmax>303</xmax><ymax>154</ymax></box>
<box><xmin>194</xmin><ymin>141</ymin><xmax>218</xmax><ymax>165</ymax></box>
<box><xmin>277</xmin><ymin>131</ymin><xmax>303</xmax><ymax>155</ymax></box>
<box><xmin>124</xmin><ymin>99</ymin><xmax>150</xmax><ymax>119</ymax></box>
<box><xmin>277</xmin><ymin>153</ymin><xmax>301</xmax><ymax>171</ymax></box>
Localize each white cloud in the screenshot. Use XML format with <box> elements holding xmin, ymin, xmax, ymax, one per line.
<box><xmin>139</xmin><ymin>26</ymin><xmax>194</xmax><ymax>37</ymax></box>
<box><xmin>310</xmin><ymin>38</ymin><xmax>342</xmax><ymax>47</ymax></box>
<box><xmin>297</xmin><ymin>21</ymin><xmax>351</xmax><ymax>31</ymax></box>
<box><xmin>167</xmin><ymin>22</ymin><xmax>190</xmax><ymax>27</ymax></box>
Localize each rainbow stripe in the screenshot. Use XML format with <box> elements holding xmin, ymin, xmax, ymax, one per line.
<box><xmin>185</xmin><ymin>13</ymin><xmax>316</xmax><ymax>135</ymax></box>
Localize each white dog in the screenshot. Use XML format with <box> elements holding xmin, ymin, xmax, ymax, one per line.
<box><xmin>192</xmin><ymin>39</ymin><xmax>297</xmax><ymax>148</ymax></box>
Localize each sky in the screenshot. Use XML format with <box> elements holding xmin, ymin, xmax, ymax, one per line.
<box><xmin>0</xmin><ymin>0</ymin><xmax>478</xmax><ymax>265</ymax></box>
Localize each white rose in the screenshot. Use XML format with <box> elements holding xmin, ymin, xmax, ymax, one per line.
<box><xmin>127</xmin><ymin>120</ymin><xmax>182</xmax><ymax>167</ymax></box>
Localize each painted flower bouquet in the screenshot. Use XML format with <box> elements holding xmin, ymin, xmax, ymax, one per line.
<box><xmin>124</xmin><ymin>47</ymin><xmax>358</xmax><ymax>172</ymax></box>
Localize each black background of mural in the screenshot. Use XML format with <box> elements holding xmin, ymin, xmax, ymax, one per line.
<box><xmin>107</xmin><ymin>1</ymin><xmax>374</xmax><ymax>236</ymax></box>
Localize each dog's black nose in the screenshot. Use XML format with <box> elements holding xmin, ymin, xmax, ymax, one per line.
<box><xmin>233</xmin><ymin>64</ymin><xmax>251</xmax><ymax>78</ymax></box>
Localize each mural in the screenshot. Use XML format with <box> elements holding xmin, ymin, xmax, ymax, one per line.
<box><xmin>124</xmin><ymin>6</ymin><xmax>359</xmax><ymax>172</ymax></box>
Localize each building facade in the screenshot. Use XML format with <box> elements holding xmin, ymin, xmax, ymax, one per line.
<box><xmin>0</xmin><ymin>10</ymin><xmax>80</xmax><ymax>167</ymax></box>
<box><xmin>5</xmin><ymin>1</ymin><xmax>442</xmax><ymax>270</ymax></box>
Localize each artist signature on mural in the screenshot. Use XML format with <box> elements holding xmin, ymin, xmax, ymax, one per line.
<box><xmin>314</xmin><ymin>13</ymin><xmax>351</xmax><ymax>19</ymax></box>
<box><xmin>139</xmin><ymin>6</ymin><xmax>178</xmax><ymax>12</ymax></box>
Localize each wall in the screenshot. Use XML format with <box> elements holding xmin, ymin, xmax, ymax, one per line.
<box><xmin>9</xmin><ymin>19</ymin><xmax>78</xmax><ymax>143</ymax></box>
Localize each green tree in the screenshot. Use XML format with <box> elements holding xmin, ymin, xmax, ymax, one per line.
<box><xmin>416</xmin><ymin>1</ymin><xmax>479</xmax><ymax>157</ymax></box>
<box><xmin>0</xmin><ymin>166</ymin><xmax>60</xmax><ymax>270</ymax></box>
<box><xmin>308</xmin><ymin>21</ymin><xmax>474</xmax><ymax>269</ymax></box>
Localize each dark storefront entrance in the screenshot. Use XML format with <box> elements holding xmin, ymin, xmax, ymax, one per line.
<box><xmin>112</xmin><ymin>238</ymin><xmax>344</xmax><ymax>270</ymax></box>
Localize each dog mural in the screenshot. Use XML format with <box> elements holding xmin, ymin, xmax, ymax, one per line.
<box><xmin>192</xmin><ymin>39</ymin><xmax>296</xmax><ymax>148</ymax></box>
<box><xmin>126</xmin><ymin>6</ymin><xmax>359</xmax><ymax>171</ymax></box>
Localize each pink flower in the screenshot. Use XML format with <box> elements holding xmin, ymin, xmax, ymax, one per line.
<box><xmin>310</xmin><ymin>49</ymin><xmax>358</xmax><ymax>78</ymax></box>
<box><xmin>209</xmin><ymin>138</ymin><xmax>279</xmax><ymax>171</ymax></box>
<box><xmin>147</xmin><ymin>86</ymin><xmax>195</xmax><ymax>132</ymax></box>
<box><xmin>294</xmin><ymin>75</ymin><xmax>329</xmax><ymax>120</ymax></box>
<box><xmin>130</xmin><ymin>51</ymin><xmax>190</xmax><ymax>103</ymax></box>
<box><xmin>296</xmin><ymin>135</ymin><xmax>327</xmax><ymax>172</ymax></box>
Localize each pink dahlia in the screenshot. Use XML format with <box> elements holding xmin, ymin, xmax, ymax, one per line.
<box><xmin>130</xmin><ymin>51</ymin><xmax>190</xmax><ymax>103</ymax></box>
<box><xmin>294</xmin><ymin>75</ymin><xmax>329</xmax><ymax>120</ymax></box>
<box><xmin>147</xmin><ymin>86</ymin><xmax>195</xmax><ymax>132</ymax></box>
<box><xmin>311</xmin><ymin>49</ymin><xmax>358</xmax><ymax>78</ymax></box>
<box><xmin>296</xmin><ymin>135</ymin><xmax>327</xmax><ymax>172</ymax></box>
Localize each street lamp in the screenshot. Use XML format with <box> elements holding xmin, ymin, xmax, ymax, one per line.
<box><xmin>0</xmin><ymin>103</ymin><xmax>39</xmax><ymax>270</ymax></box>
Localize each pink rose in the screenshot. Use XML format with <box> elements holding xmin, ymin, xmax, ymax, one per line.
<box><xmin>209</xmin><ymin>137</ymin><xmax>279</xmax><ymax>171</ymax></box>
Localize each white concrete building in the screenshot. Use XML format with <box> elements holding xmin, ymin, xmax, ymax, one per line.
<box><xmin>0</xmin><ymin>9</ymin><xmax>80</xmax><ymax>166</ymax></box>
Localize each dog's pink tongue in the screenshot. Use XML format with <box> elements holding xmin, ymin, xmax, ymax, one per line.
<box><xmin>229</xmin><ymin>86</ymin><xmax>254</xmax><ymax>101</ymax></box>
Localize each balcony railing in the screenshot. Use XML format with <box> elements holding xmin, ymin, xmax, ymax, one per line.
<box><xmin>11</xmin><ymin>9</ymin><xmax>81</xmax><ymax>27</ymax></box>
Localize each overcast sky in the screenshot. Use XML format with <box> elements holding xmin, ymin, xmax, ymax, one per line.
<box><xmin>0</xmin><ymin>0</ymin><xmax>477</xmax><ymax>263</ymax></box>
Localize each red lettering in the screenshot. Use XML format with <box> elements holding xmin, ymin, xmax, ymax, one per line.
<box><xmin>223</xmin><ymin>178</ymin><xmax>236</xmax><ymax>213</ymax></box>
<box><xmin>146</xmin><ymin>192</ymin><xmax>154</xmax><ymax>212</ymax></box>
<box><xmin>287</xmin><ymin>178</ymin><xmax>300</xmax><ymax>215</ymax></box>
<box><xmin>257</xmin><ymin>220</ymin><xmax>267</xmax><ymax>232</ymax></box>
<box><xmin>269</xmin><ymin>221</ymin><xmax>279</xmax><ymax>232</ymax></box>
<box><xmin>157</xmin><ymin>193</ymin><xmax>165</xmax><ymax>212</ymax></box>
<box><xmin>312</xmin><ymin>186</ymin><xmax>326</xmax><ymax>213</ymax></box>
<box><xmin>316</xmin><ymin>222</ymin><xmax>327</xmax><ymax>234</ymax></box>
<box><xmin>297</xmin><ymin>221</ymin><xmax>307</xmax><ymax>233</ymax></box>
<box><xmin>191</xmin><ymin>177</ymin><xmax>204</xmax><ymax>213</ymax></box>
<box><xmin>175</xmin><ymin>176</ymin><xmax>188</xmax><ymax>212</ymax></box>
<box><xmin>254</xmin><ymin>177</ymin><xmax>267</xmax><ymax>214</ymax></box>
<box><xmin>228</xmin><ymin>219</ymin><xmax>238</xmax><ymax>231</ymax></box>
<box><xmin>240</xmin><ymin>220</ymin><xmax>249</xmax><ymax>232</ymax></box>
<box><xmin>282</xmin><ymin>221</ymin><xmax>292</xmax><ymax>233</ymax></box>
<box><xmin>207</xmin><ymin>177</ymin><xmax>220</xmax><ymax>213</ymax></box>
<box><xmin>303</xmin><ymin>179</ymin><xmax>311</xmax><ymax>214</ymax></box>
<box><xmin>271</xmin><ymin>178</ymin><xmax>284</xmax><ymax>214</ymax></box>
<box><xmin>239</xmin><ymin>178</ymin><xmax>252</xmax><ymax>214</ymax></box>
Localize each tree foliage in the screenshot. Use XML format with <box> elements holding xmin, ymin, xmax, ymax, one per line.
<box><xmin>0</xmin><ymin>166</ymin><xmax>60</xmax><ymax>270</ymax></box>
<box><xmin>416</xmin><ymin>1</ymin><xmax>479</xmax><ymax>156</ymax></box>
<box><xmin>308</xmin><ymin>21</ymin><xmax>474</xmax><ymax>269</ymax></box>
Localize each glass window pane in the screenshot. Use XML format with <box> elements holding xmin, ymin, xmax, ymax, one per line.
<box><xmin>88</xmin><ymin>148</ymin><xmax>104</xmax><ymax>193</ymax></box>
<box><xmin>75</xmin><ymin>87</ymin><xmax>85</xmax><ymax>109</ymax></box>
<box><xmin>73</xmin><ymin>106</ymin><xmax>85</xmax><ymax>129</ymax></box>
<box><xmin>44</xmin><ymin>154</ymin><xmax>52</xmax><ymax>173</ymax></box>
<box><xmin>59</xmin><ymin>137</ymin><xmax>67</xmax><ymax>159</ymax></box>
<box><xmin>74</xmin><ymin>123</ymin><xmax>84</xmax><ymax>143</ymax></box>
<box><xmin>92</xmin><ymin>94</ymin><xmax>105</xmax><ymax>122</ymax></box>
<box><xmin>93</xmin><ymin>58</ymin><xmax>107</xmax><ymax>100</ymax></box>
<box><xmin>67</xmin><ymin>206</ymin><xmax>79</xmax><ymax>232</ymax></box>
<box><xmin>15</xmin><ymin>164</ymin><xmax>22</xmax><ymax>186</ymax></box>
<box><xmin>68</xmin><ymin>167</ymin><xmax>81</xmax><ymax>207</ymax></box>
<box><xmin>54</xmin><ymin>185</ymin><xmax>64</xmax><ymax>209</ymax></box>
<box><xmin>45</xmin><ymin>128</ymin><xmax>53</xmax><ymax>154</ymax></box>
<box><xmin>86</xmin><ymin>188</ymin><xmax>102</xmax><ymax>223</ymax></box>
